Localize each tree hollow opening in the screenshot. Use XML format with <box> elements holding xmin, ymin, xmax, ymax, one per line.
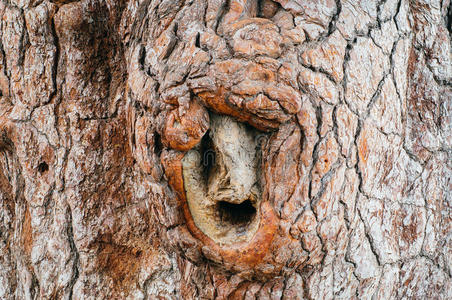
<box><xmin>217</xmin><ymin>200</ymin><xmax>256</xmax><ymax>227</ymax></box>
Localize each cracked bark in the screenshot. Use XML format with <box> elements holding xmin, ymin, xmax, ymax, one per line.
<box><xmin>0</xmin><ymin>0</ymin><xmax>451</xmax><ymax>299</ymax></box>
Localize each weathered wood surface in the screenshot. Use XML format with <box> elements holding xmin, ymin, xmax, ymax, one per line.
<box><xmin>0</xmin><ymin>0</ymin><xmax>451</xmax><ymax>298</ymax></box>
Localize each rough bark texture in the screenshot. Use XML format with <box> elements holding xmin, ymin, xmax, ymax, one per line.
<box><xmin>0</xmin><ymin>0</ymin><xmax>451</xmax><ymax>299</ymax></box>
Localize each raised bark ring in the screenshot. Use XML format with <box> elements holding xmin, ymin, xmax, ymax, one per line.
<box><xmin>161</xmin><ymin>114</ymin><xmax>281</xmax><ymax>277</ymax></box>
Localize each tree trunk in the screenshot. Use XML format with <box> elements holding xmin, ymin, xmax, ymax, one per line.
<box><xmin>0</xmin><ymin>0</ymin><xmax>451</xmax><ymax>298</ymax></box>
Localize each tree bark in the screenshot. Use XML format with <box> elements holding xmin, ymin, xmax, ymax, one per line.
<box><xmin>0</xmin><ymin>0</ymin><xmax>451</xmax><ymax>299</ymax></box>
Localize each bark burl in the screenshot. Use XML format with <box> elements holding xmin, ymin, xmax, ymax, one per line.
<box><xmin>0</xmin><ymin>0</ymin><xmax>451</xmax><ymax>299</ymax></box>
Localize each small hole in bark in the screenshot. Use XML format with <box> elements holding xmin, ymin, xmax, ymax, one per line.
<box><xmin>218</xmin><ymin>200</ymin><xmax>256</xmax><ymax>226</ymax></box>
<box><xmin>195</xmin><ymin>32</ymin><xmax>201</xmax><ymax>48</ymax></box>
<box><xmin>37</xmin><ymin>162</ymin><xmax>49</xmax><ymax>174</ymax></box>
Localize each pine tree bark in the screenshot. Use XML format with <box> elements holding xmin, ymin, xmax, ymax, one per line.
<box><xmin>0</xmin><ymin>0</ymin><xmax>451</xmax><ymax>299</ymax></box>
